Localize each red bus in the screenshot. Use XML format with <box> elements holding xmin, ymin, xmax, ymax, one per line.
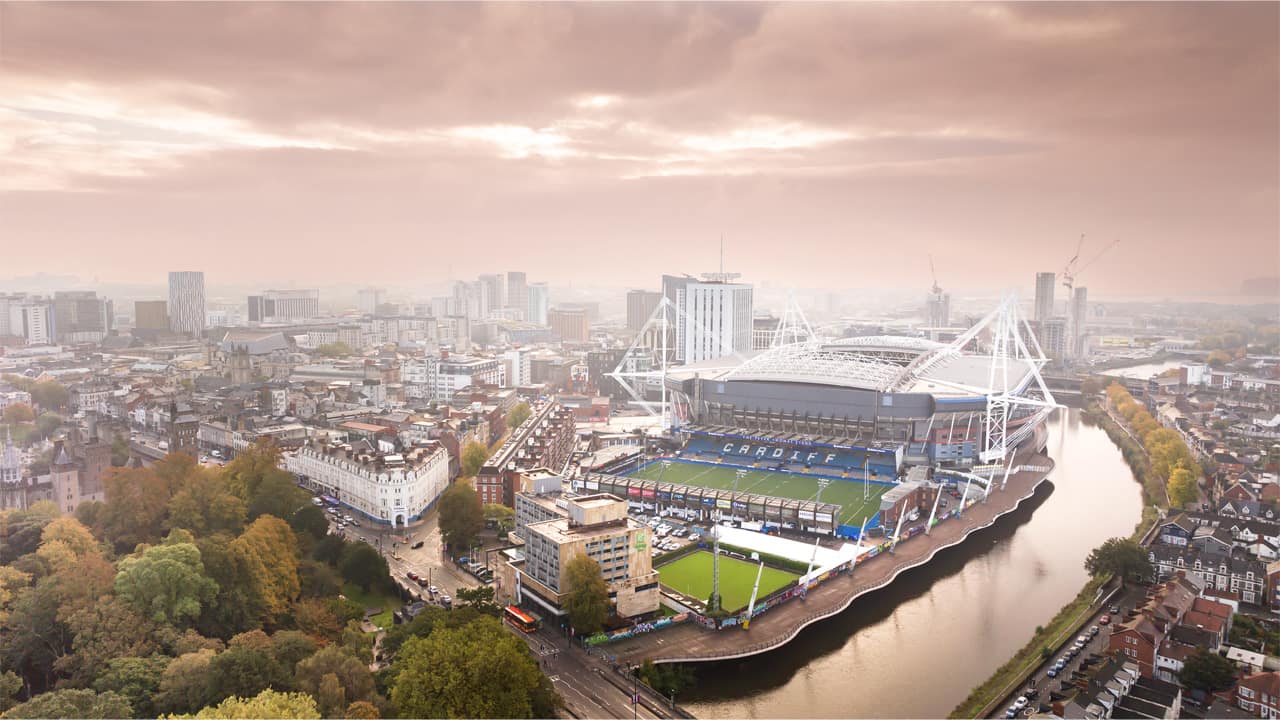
<box><xmin>504</xmin><ymin>605</ymin><xmax>540</xmax><ymax>633</ymax></box>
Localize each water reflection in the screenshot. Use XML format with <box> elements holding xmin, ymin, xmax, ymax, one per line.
<box><xmin>682</xmin><ymin>408</ymin><xmax>1142</xmax><ymax>719</ymax></box>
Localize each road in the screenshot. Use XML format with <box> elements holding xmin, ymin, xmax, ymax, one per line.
<box><xmin>329</xmin><ymin>503</ymin><xmax>480</xmax><ymax>601</ymax></box>
<box><xmin>514</xmin><ymin>625</ymin><xmax>677</xmax><ymax>720</ymax></box>
<box><xmin>988</xmin><ymin>583</ymin><xmax>1145</xmax><ymax>718</ymax></box>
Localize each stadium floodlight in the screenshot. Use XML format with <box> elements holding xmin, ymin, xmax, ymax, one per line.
<box><xmin>802</xmin><ymin>479</ymin><xmax>831</xmax><ymax>596</ymax></box>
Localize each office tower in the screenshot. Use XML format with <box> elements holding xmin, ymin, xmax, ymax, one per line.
<box><xmin>357</xmin><ymin>288</ymin><xmax>382</xmax><ymax>315</ymax></box>
<box><xmin>248</xmin><ymin>289</ymin><xmax>319</xmax><ymax>322</ymax></box>
<box><xmin>526</xmin><ymin>283</ymin><xmax>549</xmax><ymax>325</ymax></box>
<box><xmin>168</xmin><ymin>271</ymin><xmax>206</xmax><ymax>336</ymax></box>
<box><xmin>134</xmin><ymin>301</ymin><xmax>168</xmax><ymax>331</ymax></box>
<box><xmin>1071</xmin><ymin>286</ymin><xmax>1089</xmax><ymax>358</ymax></box>
<box><xmin>478</xmin><ymin>274</ymin><xmax>504</xmax><ymax>317</ymax></box>
<box><xmin>52</xmin><ymin>291</ymin><xmax>113</xmax><ymax>342</ymax></box>
<box><xmin>548</xmin><ymin>307</ymin><xmax>590</xmax><ymax>342</ymax></box>
<box><xmin>1034</xmin><ymin>272</ymin><xmax>1056</xmax><ymax>323</ymax></box>
<box><xmin>626</xmin><ymin>289</ymin><xmax>662</xmax><ymax>331</ymax></box>
<box><xmin>7</xmin><ymin>300</ymin><xmax>55</xmax><ymax>345</ymax></box>
<box><xmin>926</xmin><ymin>292</ymin><xmax>950</xmax><ymax>328</ymax></box>
<box><xmin>506</xmin><ymin>271</ymin><xmax>528</xmax><ymax>320</ymax></box>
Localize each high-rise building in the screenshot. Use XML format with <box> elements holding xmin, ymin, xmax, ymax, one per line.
<box><xmin>548</xmin><ymin>307</ymin><xmax>590</xmax><ymax>342</ymax></box>
<box><xmin>168</xmin><ymin>271</ymin><xmax>206</xmax><ymax>336</ymax></box>
<box><xmin>478</xmin><ymin>274</ymin><xmax>505</xmax><ymax>317</ymax></box>
<box><xmin>7</xmin><ymin>300</ymin><xmax>55</xmax><ymax>345</ymax></box>
<box><xmin>1038</xmin><ymin>317</ymin><xmax>1069</xmax><ymax>360</ymax></box>
<box><xmin>52</xmin><ymin>291</ymin><xmax>112</xmax><ymax>343</ymax></box>
<box><xmin>1071</xmin><ymin>286</ymin><xmax>1089</xmax><ymax>358</ymax></box>
<box><xmin>926</xmin><ymin>292</ymin><xmax>950</xmax><ymax>328</ymax></box>
<box><xmin>626</xmin><ymin>289</ymin><xmax>662</xmax><ymax>331</ymax></box>
<box><xmin>134</xmin><ymin>300</ymin><xmax>168</xmax><ymax>332</ymax></box>
<box><xmin>506</xmin><ymin>272</ymin><xmax>528</xmax><ymax>320</ymax></box>
<box><xmin>357</xmin><ymin>288</ymin><xmax>383</xmax><ymax>315</ymax></box>
<box><xmin>526</xmin><ymin>283</ymin><xmax>549</xmax><ymax>326</ymax></box>
<box><xmin>664</xmin><ymin>273</ymin><xmax>754</xmax><ymax>364</ymax></box>
<box><xmin>1034</xmin><ymin>272</ymin><xmax>1056</xmax><ymax>323</ymax></box>
<box><xmin>248</xmin><ymin>289</ymin><xmax>319</xmax><ymax>322</ymax></box>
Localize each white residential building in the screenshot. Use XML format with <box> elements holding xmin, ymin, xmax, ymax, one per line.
<box><xmin>7</xmin><ymin>300</ymin><xmax>55</xmax><ymax>345</ymax></box>
<box><xmin>527</xmin><ymin>282</ymin><xmax>550</xmax><ymax>326</ymax></box>
<box><xmin>503</xmin><ymin>348</ymin><xmax>531</xmax><ymax>387</ymax></box>
<box><xmin>284</xmin><ymin>439</ymin><xmax>450</xmax><ymax>526</ymax></box>
<box><xmin>664</xmin><ymin>275</ymin><xmax>754</xmax><ymax>364</ymax></box>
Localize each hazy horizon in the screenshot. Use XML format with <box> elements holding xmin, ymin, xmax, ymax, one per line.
<box><xmin>1</xmin><ymin>2</ymin><xmax>1277</xmax><ymax>295</ymax></box>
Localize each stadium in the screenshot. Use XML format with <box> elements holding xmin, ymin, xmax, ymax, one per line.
<box><xmin>597</xmin><ymin>296</ymin><xmax>1060</xmax><ymax>541</ymax></box>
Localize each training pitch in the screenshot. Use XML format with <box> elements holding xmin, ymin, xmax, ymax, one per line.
<box><xmin>657</xmin><ymin>550</ymin><xmax>799</xmax><ymax>612</ymax></box>
<box><xmin>627</xmin><ymin>460</ymin><xmax>891</xmax><ymax>529</ymax></box>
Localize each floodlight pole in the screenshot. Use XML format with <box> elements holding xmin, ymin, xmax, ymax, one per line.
<box><xmin>802</xmin><ymin>478</ymin><xmax>830</xmax><ymax>597</ymax></box>
<box><xmin>743</xmin><ymin>560</ymin><xmax>765</xmax><ymax>630</ymax></box>
<box><xmin>925</xmin><ymin>481</ymin><xmax>944</xmax><ymax>535</ymax></box>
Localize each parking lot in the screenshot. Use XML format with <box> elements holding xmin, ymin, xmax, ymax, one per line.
<box><xmin>628</xmin><ymin>508</ymin><xmax>708</xmax><ymax>556</ymax></box>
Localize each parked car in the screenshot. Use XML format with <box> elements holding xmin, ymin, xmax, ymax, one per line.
<box><xmin>411</xmin><ymin>541</ymin><xmax>424</xmax><ymax>549</ymax></box>
<box><xmin>1088</xmin><ymin>625</ymin><xmax>1100</xmax><ymax>637</ymax></box>
<box><xmin>1024</xmin><ymin>687</ymin><xmax>1038</xmax><ymax>700</ymax></box>
<box><xmin>1076</xmin><ymin>635</ymin><xmax>1088</xmax><ymax>645</ymax></box>
<box><xmin>689</xmin><ymin>533</ymin><xmax>701</xmax><ymax>542</ymax></box>
<box><xmin>407</xmin><ymin>571</ymin><xmax>419</xmax><ymax>582</ymax></box>
<box><xmin>1005</xmin><ymin>706</ymin><xmax>1018</xmax><ymax>718</ymax></box>
<box><xmin>1110</xmin><ymin>604</ymin><xmax>1121</xmax><ymax>614</ymax></box>
<box><xmin>428</xmin><ymin>586</ymin><xmax>438</xmax><ymax>595</ymax></box>
<box><xmin>1046</xmin><ymin>667</ymin><xmax>1060</xmax><ymax>678</ymax></box>
<box><xmin>416</xmin><ymin>577</ymin><xmax>429</xmax><ymax>588</ymax></box>
<box><xmin>1014</xmin><ymin>696</ymin><xmax>1029</xmax><ymax>710</ymax></box>
<box><xmin>1099</xmin><ymin>614</ymin><xmax>1111</xmax><ymax>626</ymax></box>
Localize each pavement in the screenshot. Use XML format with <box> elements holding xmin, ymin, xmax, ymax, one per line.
<box><xmin>327</xmin><ymin>504</ymin><xmax>481</xmax><ymax>601</ymax></box>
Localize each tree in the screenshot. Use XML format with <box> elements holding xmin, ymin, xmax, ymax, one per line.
<box><xmin>93</xmin><ymin>655</ymin><xmax>169</xmax><ymax>718</ymax></box>
<box><xmin>223</xmin><ymin>442</ymin><xmax>289</xmax><ymax>506</ymax></box>
<box><xmin>1084</xmin><ymin>537</ymin><xmax>1154</xmax><ymax>587</ymax></box>
<box><xmin>389</xmin><ymin>617</ymin><xmax>550</xmax><ymax>719</ymax></box>
<box><xmin>60</xmin><ymin>595</ymin><xmax>162</xmax><ymax>688</ymax></box>
<box><xmin>246</xmin><ymin>471</ymin><xmax>310</xmax><ymax>525</ymax></box>
<box><xmin>3</xmin><ymin>402</ymin><xmax>34</xmax><ymax>424</ymax></box>
<box><xmin>195</xmin><ymin>534</ymin><xmax>267</xmax><ymax>639</ymax></box>
<box><xmin>563</xmin><ymin>555</ymin><xmax>610</xmax><ymax>634</ymax></box>
<box><xmin>315</xmin><ymin>342</ymin><xmax>352</xmax><ymax>358</ymax></box>
<box><xmin>1079</xmin><ymin>377</ymin><xmax>1103</xmax><ymax>396</ymax></box>
<box><xmin>207</xmin><ymin>644</ymin><xmax>289</xmax><ymax>705</ymax></box>
<box><xmin>344</xmin><ymin>700</ymin><xmax>380</xmax><ymax>719</ymax></box>
<box><xmin>437</xmin><ymin>480</ymin><xmax>484</xmax><ymax>552</ymax></box>
<box><xmin>29</xmin><ymin>381</ymin><xmax>70</xmax><ymax>411</ymax></box>
<box><xmin>2</xmin><ymin>688</ymin><xmax>132</xmax><ymax>719</ymax></box>
<box><xmin>1169</xmin><ymin>464</ymin><xmax>1200</xmax><ymax>508</ymax></box>
<box><xmin>98</xmin><ymin>467</ymin><xmax>174</xmax><ymax>553</ymax></box>
<box><xmin>1179</xmin><ymin>648</ymin><xmax>1238</xmax><ymax>692</ymax></box>
<box><xmin>233</xmin><ymin>515</ymin><xmax>301</xmax><ymax>622</ymax></box>
<box><xmin>114</xmin><ymin>542</ymin><xmax>219</xmax><ymax>628</ymax></box>
<box><xmin>168</xmin><ymin>472</ymin><xmax>247</xmax><ymax>537</ymax></box>
<box><xmin>295</xmin><ymin>645</ymin><xmax>376</xmax><ymax>716</ymax></box>
<box><xmin>460</xmin><ymin>442</ymin><xmax>489</xmax><ymax>478</ymax></box>
<box><xmin>483</xmin><ymin>503</ymin><xmax>515</xmax><ymax>533</ymax></box>
<box><xmin>111</xmin><ymin>434</ymin><xmax>129</xmax><ymax>467</ymax></box>
<box><xmin>288</xmin><ymin>505</ymin><xmax>329</xmax><ymax>545</ymax></box>
<box><xmin>154</xmin><ymin>650</ymin><xmax>218</xmax><ymax>716</ymax></box>
<box><xmin>1</xmin><ymin>670</ymin><xmax>21</xmax><ymax>713</ymax></box>
<box><xmin>454</xmin><ymin>585</ymin><xmax>501</xmax><ymax>616</ymax></box>
<box><xmin>35</xmin><ymin>412</ymin><xmax>62</xmax><ymax>439</ymax></box>
<box><xmin>338</xmin><ymin>542</ymin><xmax>390</xmax><ymax>592</ymax></box>
<box><xmin>505</xmin><ymin>402</ymin><xmax>532</xmax><ymax>430</ymax></box>
<box><xmin>292</xmin><ymin>598</ymin><xmax>343</xmax><ymax>643</ymax></box>
<box><xmin>172</xmin><ymin>689</ymin><xmax>321</xmax><ymax>719</ymax></box>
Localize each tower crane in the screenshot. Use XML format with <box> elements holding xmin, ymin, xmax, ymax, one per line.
<box><xmin>929</xmin><ymin>253</ymin><xmax>942</xmax><ymax>296</ymax></box>
<box><xmin>1062</xmin><ymin>235</ymin><xmax>1119</xmax><ymax>295</ymax></box>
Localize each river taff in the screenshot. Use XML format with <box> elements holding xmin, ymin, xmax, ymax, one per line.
<box><xmin>679</xmin><ymin>408</ymin><xmax>1144</xmax><ymax>719</ymax></box>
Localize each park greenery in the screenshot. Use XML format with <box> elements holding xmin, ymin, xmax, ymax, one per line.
<box><xmin>0</xmin><ymin>440</ymin><xmax>556</xmax><ymax>718</ymax></box>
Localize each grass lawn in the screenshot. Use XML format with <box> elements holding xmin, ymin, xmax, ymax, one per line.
<box><xmin>341</xmin><ymin>582</ymin><xmax>399</xmax><ymax>630</ymax></box>
<box><xmin>657</xmin><ymin>550</ymin><xmax>798</xmax><ymax>612</ymax></box>
<box><xmin>628</xmin><ymin>460</ymin><xmax>892</xmax><ymax>528</ymax></box>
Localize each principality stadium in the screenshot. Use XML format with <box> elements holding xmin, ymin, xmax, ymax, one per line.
<box><xmin>596</xmin><ymin>295</ymin><xmax>1060</xmax><ymax>540</ymax></box>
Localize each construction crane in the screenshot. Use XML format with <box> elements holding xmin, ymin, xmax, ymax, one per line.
<box><xmin>1060</xmin><ymin>233</ymin><xmax>1086</xmax><ymax>294</ymax></box>
<box><xmin>928</xmin><ymin>253</ymin><xmax>942</xmax><ymax>296</ymax></box>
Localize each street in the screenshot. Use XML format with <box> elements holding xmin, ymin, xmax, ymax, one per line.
<box><xmin>328</xmin><ymin>503</ymin><xmax>481</xmax><ymax>601</ymax></box>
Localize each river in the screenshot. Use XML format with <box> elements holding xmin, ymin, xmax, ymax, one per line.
<box><xmin>679</xmin><ymin>408</ymin><xmax>1143</xmax><ymax>719</ymax></box>
<box><xmin>1098</xmin><ymin>359</ymin><xmax>1186</xmax><ymax>379</ymax></box>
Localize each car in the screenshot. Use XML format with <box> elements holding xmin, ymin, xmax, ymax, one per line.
<box><xmin>1014</xmin><ymin>696</ymin><xmax>1029</xmax><ymax>710</ymax></box>
<box><xmin>1005</xmin><ymin>706</ymin><xmax>1018</xmax><ymax>718</ymax></box>
<box><xmin>428</xmin><ymin>585</ymin><xmax>438</xmax><ymax>595</ymax></box>
<box><xmin>407</xmin><ymin>571</ymin><xmax>419</xmax><ymax>581</ymax></box>
<box><xmin>411</xmin><ymin>541</ymin><xmax>425</xmax><ymax>550</ymax></box>
<box><xmin>1076</xmin><ymin>635</ymin><xmax>1089</xmax><ymax>645</ymax></box>
<box><xmin>647</xmin><ymin>518</ymin><xmax>660</xmax><ymax>527</ymax></box>
<box><xmin>1089</xmin><ymin>625</ymin><xmax>1100</xmax><ymax>637</ymax></box>
<box><xmin>1024</xmin><ymin>687</ymin><xmax>1038</xmax><ymax>700</ymax></box>
<box><xmin>689</xmin><ymin>533</ymin><xmax>701</xmax><ymax>542</ymax></box>
<box><xmin>440</xmin><ymin>595</ymin><xmax>452</xmax><ymax>608</ymax></box>
<box><xmin>349</xmin><ymin>519</ymin><xmax>361</xmax><ymax>527</ymax></box>
<box><xmin>940</xmin><ymin>498</ymin><xmax>948</xmax><ymax>508</ymax></box>
<box><xmin>416</xmin><ymin>577</ymin><xmax>429</xmax><ymax>588</ymax></box>
<box><xmin>1099</xmin><ymin>614</ymin><xmax>1111</xmax><ymax>625</ymax></box>
<box><xmin>1110</xmin><ymin>605</ymin><xmax>1121</xmax><ymax>614</ymax></box>
<box><xmin>1046</xmin><ymin>667</ymin><xmax>1059</xmax><ymax>678</ymax></box>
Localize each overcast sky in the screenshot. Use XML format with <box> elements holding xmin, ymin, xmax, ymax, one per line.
<box><xmin>1</xmin><ymin>2</ymin><xmax>1276</xmax><ymax>295</ymax></box>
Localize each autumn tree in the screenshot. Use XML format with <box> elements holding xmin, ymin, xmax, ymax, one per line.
<box><xmin>563</xmin><ymin>555</ymin><xmax>610</xmax><ymax>634</ymax></box>
<box><xmin>168</xmin><ymin>471</ymin><xmax>247</xmax><ymax>537</ymax></box>
<box><xmin>338</xmin><ymin>542</ymin><xmax>390</xmax><ymax>592</ymax></box>
<box><xmin>154</xmin><ymin>650</ymin><xmax>218</xmax><ymax>716</ymax></box>
<box><xmin>460</xmin><ymin>441</ymin><xmax>489</xmax><ymax>478</ymax></box>
<box><xmin>3</xmin><ymin>403</ymin><xmax>34</xmax><ymax>424</ymax></box>
<box><xmin>195</xmin><ymin>534</ymin><xmax>267</xmax><ymax>639</ymax></box>
<box><xmin>295</xmin><ymin>645</ymin><xmax>377</xmax><ymax>716</ymax></box>
<box><xmin>506</xmin><ymin>402</ymin><xmax>532</xmax><ymax>430</ymax></box>
<box><xmin>1169</xmin><ymin>464</ymin><xmax>1200</xmax><ymax>508</ymax></box>
<box><xmin>1085</xmin><ymin>537</ymin><xmax>1154</xmax><ymax>587</ymax></box>
<box><xmin>207</xmin><ymin>643</ymin><xmax>289</xmax><ymax>706</ymax></box>
<box><xmin>93</xmin><ymin>655</ymin><xmax>169</xmax><ymax>718</ymax></box>
<box><xmin>232</xmin><ymin>515</ymin><xmax>301</xmax><ymax>622</ymax></box>
<box><xmin>172</xmin><ymin>689</ymin><xmax>321</xmax><ymax>719</ymax></box>
<box><xmin>2</xmin><ymin>688</ymin><xmax>131</xmax><ymax>719</ymax></box>
<box><xmin>389</xmin><ymin>617</ymin><xmax>553</xmax><ymax>719</ymax></box>
<box><xmin>437</xmin><ymin>480</ymin><xmax>484</xmax><ymax>552</ymax></box>
<box><xmin>29</xmin><ymin>381</ymin><xmax>70</xmax><ymax>411</ymax></box>
<box><xmin>114</xmin><ymin>542</ymin><xmax>219</xmax><ymax>628</ymax></box>
<box><xmin>98</xmin><ymin>467</ymin><xmax>174</xmax><ymax>553</ymax></box>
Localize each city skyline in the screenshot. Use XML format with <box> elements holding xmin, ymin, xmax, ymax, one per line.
<box><xmin>1</xmin><ymin>2</ymin><xmax>1276</xmax><ymax>294</ymax></box>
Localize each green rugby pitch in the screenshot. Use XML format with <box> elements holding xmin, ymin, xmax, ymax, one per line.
<box><xmin>657</xmin><ymin>550</ymin><xmax>799</xmax><ymax>612</ymax></box>
<box><xmin>628</xmin><ymin>460</ymin><xmax>890</xmax><ymax>529</ymax></box>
